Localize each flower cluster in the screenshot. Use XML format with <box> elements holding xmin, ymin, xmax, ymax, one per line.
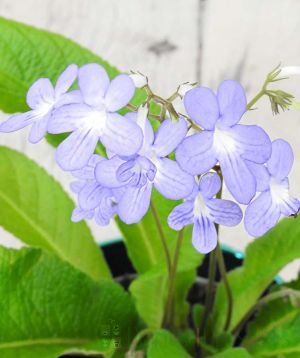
<box><xmin>1</xmin><ymin>63</ymin><xmax>299</xmax><ymax>254</ymax></box>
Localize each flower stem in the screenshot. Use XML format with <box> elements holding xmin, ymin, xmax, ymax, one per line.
<box><xmin>150</xmin><ymin>201</ymin><xmax>172</xmax><ymax>276</ymax></box>
<box><xmin>127</xmin><ymin>328</ymin><xmax>154</xmax><ymax>355</ymax></box>
<box><xmin>246</xmin><ymin>89</ymin><xmax>265</xmax><ymax>111</ymax></box>
<box><xmin>216</xmin><ymin>242</ymin><xmax>233</xmax><ymax>331</ymax></box>
<box><xmin>164</xmin><ymin>228</ymin><xmax>185</xmax><ymax>328</ymax></box>
<box><xmin>199</xmin><ymin>248</ymin><xmax>217</xmax><ymax>336</ymax></box>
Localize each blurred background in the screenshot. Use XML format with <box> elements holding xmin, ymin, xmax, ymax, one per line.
<box><xmin>0</xmin><ymin>0</ymin><xmax>299</xmax><ymax>279</ymax></box>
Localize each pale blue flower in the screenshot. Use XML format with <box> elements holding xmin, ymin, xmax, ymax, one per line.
<box><xmin>168</xmin><ymin>172</ymin><xmax>242</xmax><ymax>253</ymax></box>
<box><xmin>0</xmin><ymin>64</ymin><xmax>79</xmax><ymax>143</ymax></box>
<box><xmin>245</xmin><ymin>139</ymin><xmax>300</xmax><ymax>237</ymax></box>
<box><xmin>176</xmin><ymin>80</ymin><xmax>272</xmax><ymax>204</ymax></box>
<box><xmin>48</xmin><ymin>63</ymin><xmax>143</xmax><ymax>171</ymax></box>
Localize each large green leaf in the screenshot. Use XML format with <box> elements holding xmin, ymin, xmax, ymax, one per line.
<box><xmin>247</xmin><ymin>311</ymin><xmax>300</xmax><ymax>357</ymax></box>
<box><xmin>147</xmin><ymin>330</ymin><xmax>192</xmax><ymax>358</ymax></box>
<box><xmin>0</xmin><ymin>146</ymin><xmax>111</xmax><ymax>280</ymax></box>
<box><xmin>213</xmin><ymin>217</ymin><xmax>300</xmax><ymax>334</ymax></box>
<box><xmin>0</xmin><ymin>246</ymin><xmax>139</xmax><ymax>358</ymax></box>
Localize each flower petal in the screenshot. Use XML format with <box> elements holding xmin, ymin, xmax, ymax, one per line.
<box><xmin>55</xmin><ymin>64</ymin><xmax>78</xmax><ymax>97</ymax></box>
<box><xmin>105</xmin><ymin>74</ymin><xmax>135</xmax><ymax>112</ymax></box>
<box><xmin>54</xmin><ymin>90</ymin><xmax>83</xmax><ymax>108</ymax></box>
<box><xmin>167</xmin><ymin>201</ymin><xmax>194</xmax><ymax>230</ymax></box>
<box><xmin>48</xmin><ymin>103</ymin><xmax>92</xmax><ymax>134</ymax></box>
<box><xmin>192</xmin><ymin>216</ymin><xmax>217</xmax><ymax>254</ymax></box>
<box><xmin>94</xmin><ymin>189</ymin><xmax>117</xmax><ymax>226</ymax></box>
<box><xmin>206</xmin><ymin>198</ymin><xmax>242</xmax><ymax>226</ymax></box>
<box><xmin>227</xmin><ymin>124</ymin><xmax>272</xmax><ymax>164</ymax></box>
<box><xmin>72</xmin><ymin>155</ymin><xmax>104</xmax><ymax>180</ymax></box>
<box><xmin>55</xmin><ymin>127</ymin><xmax>99</xmax><ymax>170</ymax></box>
<box><xmin>101</xmin><ymin>112</ymin><xmax>143</xmax><ymax>157</ymax></box>
<box><xmin>154</xmin><ymin>158</ymin><xmax>194</xmax><ymax>200</ymax></box>
<box><xmin>78</xmin><ymin>182</ymin><xmax>104</xmax><ymax>210</ymax></box>
<box><xmin>246</xmin><ymin>161</ymin><xmax>270</xmax><ymax>192</ymax></box>
<box><xmin>199</xmin><ymin>172</ymin><xmax>221</xmax><ymax>198</ymax></box>
<box><xmin>95</xmin><ymin>156</ymin><xmax>125</xmax><ymax>188</ymax></box>
<box><xmin>184</xmin><ymin>87</ymin><xmax>219</xmax><ymax>129</ymax></box>
<box><xmin>28</xmin><ymin>113</ymin><xmax>50</xmax><ymax>143</ymax></box>
<box><xmin>244</xmin><ymin>191</ymin><xmax>281</xmax><ymax>237</ymax></box>
<box><xmin>176</xmin><ymin>131</ymin><xmax>217</xmax><ymax>175</ymax></box>
<box><xmin>217</xmin><ymin>80</ymin><xmax>246</xmax><ymax>126</ymax></box>
<box><xmin>153</xmin><ymin>117</ymin><xmax>188</xmax><ymax>157</ymax></box>
<box><xmin>71</xmin><ymin>207</ymin><xmax>94</xmax><ymax>222</ymax></box>
<box><xmin>78</xmin><ymin>63</ymin><xmax>110</xmax><ymax>106</ymax></box>
<box><xmin>279</xmin><ymin>197</ymin><xmax>300</xmax><ymax>217</ymax></box>
<box><xmin>135</xmin><ymin>107</ymin><xmax>154</xmax><ymax>152</ymax></box>
<box><xmin>118</xmin><ymin>182</ymin><xmax>152</xmax><ymax>224</ymax></box>
<box><xmin>0</xmin><ymin>111</ymin><xmax>36</xmax><ymax>132</ymax></box>
<box><xmin>26</xmin><ymin>78</ymin><xmax>55</xmax><ymax>109</ymax></box>
<box><xmin>220</xmin><ymin>152</ymin><xmax>256</xmax><ymax>204</ymax></box>
<box><xmin>268</xmin><ymin>139</ymin><xmax>294</xmax><ymax>180</ymax></box>
<box><xmin>70</xmin><ymin>180</ymin><xmax>85</xmax><ymax>193</ymax></box>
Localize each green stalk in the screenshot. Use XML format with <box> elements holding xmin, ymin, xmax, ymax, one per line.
<box><xmin>164</xmin><ymin>228</ymin><xmax>185</xmax><ymax>328</ymax></box>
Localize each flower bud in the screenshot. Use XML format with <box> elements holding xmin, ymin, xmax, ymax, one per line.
<box><xmin>178</xmin><ymin>83</ymin><xmax>194</xmax><ymax>97</ymax></box>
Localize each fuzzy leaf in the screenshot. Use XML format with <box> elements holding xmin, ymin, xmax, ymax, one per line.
<box><xmin>0</xmin><ymin>146</ymin><xmax>111</xmax><ymax>280</ymax></box>
<box><xmin>210</xmin><ymin>348</ymin><xmax>252</xmax><ymax>357</ymax></box>
<box><xmin>0</xmin><ymin>246</ymin><xmax>139</xmax><ymax>358</ymax></box>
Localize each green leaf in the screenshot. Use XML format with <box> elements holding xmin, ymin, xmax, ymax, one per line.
<box><xmin>243</xmin><ymin>292</ymin><xmax>300</xmax><ymax>348</ymax></box>
<box><xmin>0</xmin><ymin>146</ymin><xmax>111</xmax><ymax>280</ymax></box>
<box><xmin>210</xmin><ymin>348</ymin><xmax>252</xmax><ymax>357</ymax></box>
<box><xmin>147</xmin><ymin>330</ymin><xmax>192</xmax><ymax>358</ymax></box>
<box><xmin>248</xmin><ymin>311</ymin><xmax>300</xmax><ymax>357</ymax></box>
<box><xmin>0</xmin><ymin>246</ymin><xmax>139</xmax><ymax>358</ymax></box>
<box><xmin>213</xmin><ymin>217</ymin><xmax>300</xmax><ymax>333</ymax></box>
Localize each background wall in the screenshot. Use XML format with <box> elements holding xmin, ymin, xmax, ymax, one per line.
<box><xmin>0</xmin><ymin>0</ymin><xmax>299</xmax><ymax>279</ymax></box>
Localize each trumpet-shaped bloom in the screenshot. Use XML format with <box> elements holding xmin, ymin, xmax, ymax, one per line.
<box><xmin>70</xmin><ymin>154</ymin><xmax>119</xmax><ymax>226</ymax></box>
<box><xmin>95</xmin><ymin>109</ymin><xmax>194</xmax><ymax>224</ymax></box>
<box><xmin>176</xmin><ymin>80</ymin><xmax>272</xmax><ymax>204</ymax></box>
<box><xmin>48</xmin><ymin>63</ymin><xmax>143</xmax><ymax>171</ymax></box>
<box><xmin>168</xmin><ymin>172</ymin><xmax>242</xmax><ymax>253</ymax></box>
<box><xmin>245</xmin><ymin>139</ymin><xmax>300</xmax><ymax>237</ymax></box>
<box><xmin>0</xmin><ymin>64</ymin><xmax>79</xmax><ymax>143</ymax></box>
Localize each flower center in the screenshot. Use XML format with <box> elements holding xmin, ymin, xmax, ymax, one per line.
<box><xmin>86</xmin><ymin>109</ymin><xmax>107</xmax><ymax>134</ymax></box>
<box><xmin>270</xmin><ymin>178</ymin><xmax>289</xmax><ymax>205</ymax></box>
<box><xmin>193</xmin><ymin>192</ymin><xmax>208</xmax><ymax>218</ymax></box>
<box><xmin>213</xmin><ymin>126</ymin><xmax>236</xmax><ymax>155</ymax></box>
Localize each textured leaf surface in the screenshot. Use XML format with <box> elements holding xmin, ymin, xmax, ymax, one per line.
<box><xmin>248</xmin><ymin>311</ymin><xmax>300</xmax><ymax>356</ymax></box>
<box><xmin>0</xmin><ymin>246</ymin><xmax>138</xmax><ymax>358</ymax></box>
<box><xmin>147</xmin><ymin>330</ymin><xmax>192</xmax><ymax>358</ymax></box>
<box><xmin>242</xmin><ymin>293</ymin><xmax>300</xmax><ymax>348</ymax></box>
<box><xmin>0</xmin><ymin>146</ymin><xmax>111</xmax><ymax>280</ymax></box>
<box><xmin>213</xmin><ymin>217</ymin><xmax>300</xmax><ymax>333</ymax></box>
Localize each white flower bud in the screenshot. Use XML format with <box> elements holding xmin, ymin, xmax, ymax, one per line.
<box><xmin>136</xmin><ymin>104</ymin><xmax>148</xmax><ymax>131</ymax></box>
<box><xmin>130</xmin><ymin>73</ymin><xmax>147</xmax><ymax>88</ymax></box>
<box><xmin>178</xmin><ymin>83</ymin><xmax>194</xmax><ymax>97</ymax></box>
<box><xmin>280</xmin><ymin>66</ymin><xmax>300</xmax><ymax>77</ymax></box>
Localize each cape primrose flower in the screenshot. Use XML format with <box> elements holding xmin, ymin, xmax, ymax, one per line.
<box><xmin>176</xmin><ymin>80</ymin><xmax>272</xmax><ymax>204</ymax></box>
<box><xmin>48</xmin><ymin>63</ymin><xmax>143</xmax><ymax>171</ymax></box>
<box><xmin>70</xmin><ymin>154</ymin><xmax>119</xmax><ymax>226</ymax></box>
<box><xmin>0</xmin><ymin>64</ymin><xmax>79</xmax><ymax>143</ymax></box>
<box><xmin>95</xmin><ymin>107</ymin><xmax>195</xmax><ymax>224</ymax></box>
<box><xmin>245</xmin><ymin>139</ymin><xmax>300</xmax><ymax>237</ymax></box>
<box><xmin>168</xmin><ymin>172</ymin><xmax>242</xmax><ymax>253</ymax></box>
